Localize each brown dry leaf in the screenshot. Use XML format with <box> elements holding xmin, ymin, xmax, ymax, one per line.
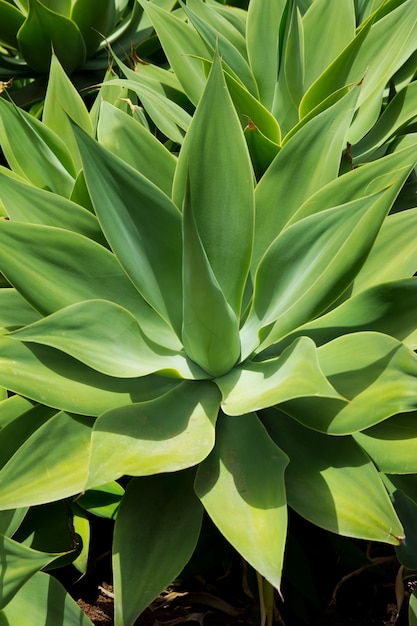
<box><xmin>156</xmin><ymin>591</ymin><xmax>244</xmax><ymax>616</ymax></box>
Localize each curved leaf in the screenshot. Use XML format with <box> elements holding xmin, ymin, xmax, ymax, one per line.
<box><xmin>354</xmin><ymin>411</ymin><xmax>417</xmax><ymax>474</ymax></box>
<box><xmin>195</xmin><ymin>412</ymin><xmax>289</xmax><ymax>592</ymax></box>
<box><xmin>0</xmin><ymin>337</ymin><xmax>177</xmax><ymax>415</ymax></box>
<box><xmin>74</xmin><ymin>126</ymin><xmax>183</xmax><ymax>335</ymax></box>
<box><xmin>174</xmin><ymin>56</ymin><xmax>255</xmax><ymax>317</ymax></box>
<box><xmin>9</xmin><ymin>299</ymin><xmax>205</xmax><ymax>380</ymax></box>
<box><xmin>113</xmin><ymin>471</ymin><xmax>203</xmax><ymax>626</ymax></box>
<box><xmin>87</xmin><ymin>380</ymin><xmax>220</xmax><ymax>487</ymax></box>
<box><xmin>97</xmin><ymin>101</ymin><xmax>177</xmax><ymax>197</ymax></box>
<box><xmin>282</xmin><ymin>333</ymin><xmax>417</xmax><ymax>434</ymax></box>
<box><xmin>243</xmin><ymin>190</ymin><xmax>392</xmax><ymax>356</ymax></box>
<box><xmin>17</xmin><ymin>0</ymin><xmax>86</xmax><ymax>73</ymax></box>
<box><xmin>216</xmin><ymin>337</ymin><xmax>342</xmax><ymax>416</ymax></box>
<box><xmin>263</xmin><ymin>409</ymin><xmax>404</xmax><ymax>545</ymax></box>
<box><xmin>0</xmin><ymin>572</ymin><xmax>93</xmax><ymax>625</ymax></box>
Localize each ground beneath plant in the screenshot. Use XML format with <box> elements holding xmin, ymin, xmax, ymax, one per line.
<box><xmin>66</xmin><ymin>553</ymin><xmax>413</xmax><ymax>626</ymax></box>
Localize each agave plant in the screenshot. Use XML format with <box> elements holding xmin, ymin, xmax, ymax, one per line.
<box><xmin>0</xmin><ymin>1</ymin><xmax>417</xmax><ymax>625</ymax></box>
<box><xmin>0</xmin><ymin>0</ymin><xmax>177</xmax><ymax>107</ymax></box>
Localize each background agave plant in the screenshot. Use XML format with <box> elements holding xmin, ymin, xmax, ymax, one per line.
<box><xmin>0</xmin><ymin>0</ymin><xmax>177</xmax><ymax>107</ymax></box>
<box><xmin>0</xmin><ymin>0</ymin><xmax>417</xmax><ymax>625</ymax></box>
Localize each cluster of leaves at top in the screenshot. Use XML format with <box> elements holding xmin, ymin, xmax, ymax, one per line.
<box><xmin>1</xmin><ymin>0</ymin><xmax>417</xmax><ymax>624</ymax></box>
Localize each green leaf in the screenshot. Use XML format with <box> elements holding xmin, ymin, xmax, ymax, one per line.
<box><xmin>97</xmin><ymin>101</ymin><xmax>177</xmax><ymax>197</ymax></box>
<box><xmin>282</xmin><ymin>332</ymin><xmax>417</xmax><ymax>435</ymax></box>
<box><xmin>0</xmin><ymin>337</ymin><xmax>178</xmax><ymax>415</ymax></box>
<box><xmin>302</xmin><ymin>0</ymin><xmax>356</xmax><ymax>89</ymax></box>
<box><xmin>74</xmin><ymin>126</ymin><xmax>184</xmax><ymax>336</ymax></box>
<box><xmin>0</xmin><ymin>220</ymin><xmax>179</xmax><ymax>349</ymax></box>
<box><xmin>216</xmin><ymin>337</ymin><xmax>342</xmax><ymax>416</ymax></box>
<box><xmin>17</xmin><ymin>0</ymin><xmax>86</xmax><ymax>73</ymax></box>
<box><xmin>195</xmin><ymin>412</ymin><xmax>289</xmax><ymax>592</ymax></box>
<box><xmin>352</xmin><ymin>208</ymin><xmax>417</xmax><ymax>294</ymax></box>
<box><xmin>43</xmin><ymin>53</ymin><xmax>93</xmax><ymax>171</ymax></box>
<box><xmin>244</xmin><ymin>190</ymin><xmax>392</xmax><ymax>355</ymax></box>
<box><xmin>87</xmin><ymin>381</ymin><xmax>220</xmax><ymax>487</ymax></box>
<box><xmin>0</xmin><ymin>97</ymin><xmax>76</xmax><ymax>196</ymax></box>
<box><xmin>0</xmin><ymin>0</ymin><xmax>25</xmax><ymax>49</ymax></box>
<box><xmin>0</xmin><ymin>534</ymin><xmax>61</xmax><ymax>609</ymax></box>
<box><xmin>411</xmin><ymin>587</ymin><xmax>417</xmax><ymax>626</ymax></box>
<box><xmin>292</xmin><ymin>142</ymin><xmax>417</xmax><ymax>223</ymax></box>
<box><xmin>70</xmin><ymin>503</ymin><xmax>89</xmax><ymax>574</ymax></box>
<box><xmin>0</xmin><ymin>289</ymin><xmax>40</xmax><ymax>331</ymax></box>
<box><xmin>0</xmin><ymin>572</ymin><xmax>93</xmax><ymax>625</ymax></box>
<box><xmin>352</xmin><ymin>81</ymin><xmax>417</xmax><ymax>160</ymax></box>
<box><xmin>138</xmin><ymin>0</ymin><xmax>210</xmax><ymax>105</ymax></box>
<box><xmin>0</xmin><ymin>508</ymin><xmax>27</xmax><ymax>538</ymax></box>
<box><xmin>0</xmin><ymin>168</ymin><xmax>105</xmax><ymax>245</ymax></box>
<box><xmin>71</xmin><ymin>0</ymin><xmax>116</xmax><ymax>55</ymax></box>
<box><xmin>174</xmin><ymin>56</ymin><xmax>255</xmax><ymax>317</ymax></box>
<box><xmin>9</xmin><ymin>299</ymin><xmax>206</xmax><ymax>380</ymax></box>
<box><xmin>253</xmin><ymin>86</ymin><xmax>359</xmax><ymax>269</ymax></box>
<box><xmin>262</xmin><ymin>409</ymin><xmax>404</xmax><ymax>545</ymax></box>
<box><xmin>184</xmin><ymin>4</ymin><xmax>259</xmax><ymax>98</ymax></box>
<box><xmin>246</xmin><ymin>0</ymin><xmax>286</xmax><ymax>110</ymax></box>
<box><xmin>278</xmin><ymin>279</ymin><xmax>417</xmax><ymax>352</ymax></box>
<box><xmin>113</xmin><ymin>470</ymin><xmax>203</xmax><ymax>626</ymax></box>
<box><xmin>182</xmin><ymin>187</ymin><xmax>241</xmax><ymax>377</ymax></box>
<box><xmin>354</xmin><ymin>411</ymin><xmax>417</xmax><ymax>474</ymax></box>
<box><xmin>0</xmin><ymin>410</ymin><xmax>92</xmax><ymax>510</ymax></box>
<box><xmin>76</xmin><ymin>482</ymin><xmax>124</xmax><ymax>520</ymax></box>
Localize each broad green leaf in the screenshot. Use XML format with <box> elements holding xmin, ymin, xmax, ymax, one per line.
<box><xmin>246</xmin><ymin>0</ymin><xmax>286</xmax><ymax>110</ymax></box>
<box><xmin>43</xmin><ymin>54</ymin><xmax>93</xmax><ymax>171</ymax></box>
<box><xmin>195</xmin><ymin>412</ymin><xmax>289</xmax><ymax>592</ymax></box>
<box><xmin>276</xmin><ymin>279</ymin><xmax>417</xmax><ymax>352</ymax></box>
<box><xmin>282</xmin><ymin>333</ymin><xmax>417</xmax><ymax>435</ymax></box>
<box><xmin>302</xmin><ymin>0</ymin><xmax>356</xmax><ymax>89</ymax></box>
<box><xmin>0</xmin><ymin>534</ymin><xmax>60</xmax><ymax>609</ymax></box>
<box><xmin>17</xmin><ymin>0</ymin><xmax>86</xmax><ymax>73</ymax></box>
<box><xmin>253</xmin><ymin>86</ymin><xmax>359</xmax><ymax>269</ymax></box>
<box><xmin>113</xmin><ymin>470</ymin><xmax>203</xmax><ymax>626</ymax></box>
<box><xmin>9</xmin><ymin>299</ymin><xmax>206</xmax><ymax>380</ymax></box>
<box><xmin>71</xmin><ymin>0</ymin><xmax>116</xmax><ymax>55</ymax></box>
<box><xmin>0</xmin><ymin>336</ymin><xmax>178</xmax><ymax>415</ymax></box>
<box><xmin>382</xmin><ymin>482</ymin><xmax>417</xmax><ymax>570</ymax></box>
<box><xmin>182</xmin><ymin>189</ymin><xmax>241</xmax><ymax>377</ymax></box>
<box><xmin>0</xmin><ymin>220</ymin><xmax>180</xmax><ymax>349</ymax></box>
<box><xmin>216</xmin><ymin>337</ymin><xmax>342</xmax><ymax>416</ymax></box>
<box><xmin>0</xmin><ymin>410</ymin><xmax>92</xmax><ymax>509</ymax></box>
<box><xmin>0</xmin><ymin>169</ymin><xmax>105</xmax><ymax>245</ymax></box>
<box><xmin>0</xmin><ymin>394</ymin><xmax>45</xmax><ymax>429</ymax></box>
<box><xmin>411</xmin><ymin>588</ymin><xmax>417</xmax><ymax>626</ymax></box>
<box><xmin>76</xmin><ymin>482</ymin><xmax>124</xmax><ymax>520</ymax></box>
<box><xmin>0</xmin><ymin>572</ymin><xmax>93</xmax><ymax>625</ymax></box>
<box><xmin>0</xmin><ymin>289</ymin><xmax>40</xmax><ymax>331</ymax></box>
<box><xmin>352</xmin><ymin>81</ymin><xmax>417</xmax><ymax>160</ymax></box>
<box><xmin>184</xmin><ymin>4</ymin><xmax>259</xmax><ymax>98</ymax></box>
<box><xmin>174</xmin><ymin>56</ymin><xmax>255</xmax><ymax>317</ymax></box>
<box><xmin>87</xmin><ymin>381</ymin><xmax>220</xmax><ymax>487</ymax></box>
<box><xmin>244</xmin><ymin>190</ymin><xmax>392</xmax><ymax>355</ymax></box>
<box><xmin>0</xmin><ymin>509</ymin><xmax>27</xmax><ymax>538</ymax></box>
<box><xmin>0</xmin><ymin>0</ymin><xmax>24</xmax><ymax>48</ymax></box>
<box><xmin>352</xmin><ymin>208</ymin><xmax>417</xmax><ymax>294</ymax></box>
<box><xmin>301</xmin><ymin>0</ymin><xmax>417</xmax><ymax>136</ymax></box>
<box><xmin>97</xmin><ymin>101</ymin><xmax>177</xmax><ymax>197</ymax></box>
<box><xmin>74</xmin><ymin>126</ymin><xmax>183</xmax><ymax>336</ymax></box>
<box><xmin>292</xmin><ymin>143</ymin><xmax>417</xmax><ymax>224</ymax></box>
<box><xmin>354</xmin><ymin>411</ymin><xmax>417</xmax><ymax>474</ymax></box>
<box><xmin>263</xmin><ymin>409</ymin><xmax>404</xmax><ymax>545</ymax></box>
<box><xmin>138</xmin><ymin>0</ymin><xmax>210</xmax><ymax>105</ymax></box>
<box><xmin>244</xmin><ymin>120</ymin><xmax>280</xmax><ymax>179</ymax></box>
<box><xmin>0</xmin><ymin>97</ymin><xmax>76</xmax><ymax>196</ymax></box>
